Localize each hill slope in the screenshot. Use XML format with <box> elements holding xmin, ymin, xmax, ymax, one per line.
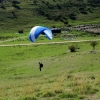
<box><xmin>0</xmin><ymin>0</ymin><xmax>100</xmax><ymax>32</ymax></box>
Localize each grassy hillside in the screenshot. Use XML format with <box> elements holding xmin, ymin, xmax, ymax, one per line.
<box><xmin>0</xmin><ymin>0</ymin><xmax>100</xmax><ymax>33</ymax></box>
<box><xmin>0</xmin><ymin>37</ymin><xmax>100</xmax><ymax>100</ymax></box>
<box><xmin>0</xmin><ymin>1</ymin><xmax>100</xmax><ymax>100</ymax></box>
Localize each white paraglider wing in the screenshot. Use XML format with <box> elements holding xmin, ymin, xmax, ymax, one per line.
<box><xmin>44</xmin><ymin>29</ymin><xmax>53</xmax><ymax>40</ymax></box>
<box><xmin>29</xmin><ymin>26</ymin><xmax>53</xmax><ymax>42</ymax></box>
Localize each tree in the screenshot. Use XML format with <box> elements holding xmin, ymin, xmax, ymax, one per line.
<box><xmin>33</xmin><ymin>0</ymin><xmax>38</xmax><ymax>4</ymax></box>
<box><xmin>68</xmin><ymin>13</ymin><xmax>76</xmax><ymax>20</ymax></box>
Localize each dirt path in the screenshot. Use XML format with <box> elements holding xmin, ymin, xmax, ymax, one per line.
<box><xmin>0</xmin><ymin>39</ymin><xmax>100</xmax><ymax>47</ymax></box>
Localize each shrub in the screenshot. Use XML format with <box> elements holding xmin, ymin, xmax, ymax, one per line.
<box><xmin>69</xmin><ymin>44</ymin><xmax>78</xmax><ymax>52</ymax></box>
<box><xmin>18</xmin><ymin>29</ymin><xmax>24</xmax><ymax>34</ymax></box>
<box><xmin>12</xmin><ymin>4</ymin><xmax>20</xmax><ymax>9</ymax></box>
<box><xmin>1</xmin><ymin>4</ymin><xmax>6</xmax><ymax>9</ymax></box>
<box><xmin>11</xmin><ymin>0</ymin><xmax>20</xmax><ymax>9</ymax></box>
<box><xmin>11</xmin><ymin>11</ymin><xmax>17</xmax><ymax>18</ymax></box>
<box><xmin>12</xmin><ymin>1</ymin><xmax>20</xmax><ymax>5</ymax></box>
<box><xmin>90</xmin><ymin>41</ymin><xmax>98</xmax><ymax>50</ymax></box>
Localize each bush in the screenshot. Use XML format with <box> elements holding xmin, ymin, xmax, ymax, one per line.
<box><xmin>12</xmin><ymin>4</ymin><xmax>20</xmax><ymax>9</ymax></box>
<box><xmin>1</xmin><ymin>5</ymin><xmax>6</xmax><ymax>9</ymax></box>
<box><xmin>18</xmin><ymin>29</ymin><xmax>24</xmax><ymax>34</ymax></box>
<box><xmin>90</xmin><ymin>41</ymin><xmax>98</xmax><ymax>50</ymax></box>
<box><xmin>12</xmin><ymin>1</ymin><xmax>20</xmax><ymax>4</ymax></box>
<box><xmin>69</xmin><ymin>44</ymin><xmax>78</xmax><ymax>52</ymax></box>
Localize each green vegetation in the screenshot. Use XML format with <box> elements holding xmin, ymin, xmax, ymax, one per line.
<box><xmin>0</xmin><ymin>0</ymin><xmax>100</xmax><ymax>32</ymax></box>
<box><xmin>68</xmin><ymin>44</ymin><xmax>79</xmax><ymax>52</ymax></box>
<box><xmin>0</xmin><ymin>35</ymin><xmax>100</xmax><ymax>100</ymax></box>
<box><xmin>0</xmin><ymin>0</ymin><xmax>100</xmax><ymax>100</ymax></box>
<box><xmin>90</xmin><ymin>41</ymin><xmax>98</xmax><ymax>50</ymax></box>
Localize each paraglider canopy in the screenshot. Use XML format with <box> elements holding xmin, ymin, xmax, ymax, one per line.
<box><xmin>29</xmin><ymin>26</ymin><xmax>53</xmax><ymax>42</ymax></box>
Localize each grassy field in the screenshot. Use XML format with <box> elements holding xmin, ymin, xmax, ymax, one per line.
<box><xmin>0</xmin><ymin>34</ymin><xmax>100</xmax><ymax>100</ymax></box>
<box><xmin>0</xmin><ymin>1</ymin><xmax>100</xmax><ymax>99</ymax></box>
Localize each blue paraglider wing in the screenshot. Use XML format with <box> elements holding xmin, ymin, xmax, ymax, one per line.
<box><xmin>29</xmin><ymin>26</ymin><xmax>53</xmax><ymax>42</ymax></box>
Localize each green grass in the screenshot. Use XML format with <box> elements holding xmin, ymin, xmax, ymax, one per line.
<box><xmin>0</xmin><ymin>1</ymin><xmax>100</xmax><ymax>99</ymax></box>
<box><xmin>0</xmin><ymin>35</ymin><xmax>100</xmax><ymax>100</ymax></box>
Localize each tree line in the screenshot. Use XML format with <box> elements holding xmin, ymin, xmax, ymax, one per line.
<box><xmin>0</xmin><ymin>0</ymin><xmax>100</xmax><ymax>24</ymax></box>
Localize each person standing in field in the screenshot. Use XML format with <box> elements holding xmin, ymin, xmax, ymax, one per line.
<box><xmin>39</xmin><ymin>62</ymin><xmax>43</xmax><ymax>71</ymax></box>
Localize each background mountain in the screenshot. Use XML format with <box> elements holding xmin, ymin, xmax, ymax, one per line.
<box><xmin>0</xmin><ymin>0</ymin><xmax>100</xmax><ymax>32</ymax></box>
